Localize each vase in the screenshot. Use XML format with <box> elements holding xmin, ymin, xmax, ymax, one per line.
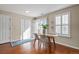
<box><xmin>43</xmin><ymin>29</ymin><xmax>46</xmax><ymax>35</ymax></box>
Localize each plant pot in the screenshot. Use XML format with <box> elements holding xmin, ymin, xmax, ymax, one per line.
<box><xmin>43</xmin><ymin>29</ymin><xmax>46</xmax><ymax>35</ymax></box>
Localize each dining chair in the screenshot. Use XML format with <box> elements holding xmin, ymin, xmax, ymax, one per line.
<box><xmin>33</xmin><ymin>33</ymin><xmax>55</xmax><ymax>53</ymax></box>
<box><xmin>33</xmin><ymin>33</ymin><xmax>41</xmax><ymax>49</ymax></box>
<box><xmin>39</xmin><ymin>35</ymin><xmax>56</xmax><ymax>53</ymax></box>
<box><xmin>39</xmin><ymin>35</ymin><xmax>49</xmax><ymax>51</ymax></box>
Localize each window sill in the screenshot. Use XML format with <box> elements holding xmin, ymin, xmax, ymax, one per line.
<box><xmin>57</xmin><ymin>35</ymin><xmax>71</xmax><ymax>38</ymax></box>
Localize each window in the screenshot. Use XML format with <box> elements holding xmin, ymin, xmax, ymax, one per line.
<box><xmin>55</xmin><ymin>12</ymin><xmax>70</xmax><ymax>37</ymax></box>
<box><xmin>34</xmin><ymin>17</ymin><xmax>47</xmax><ymax>34</ymax></box>
<box><xmin>38</xmin><ymin>17</ymin><xmax>48</xmax><ymax>34</ymax></box>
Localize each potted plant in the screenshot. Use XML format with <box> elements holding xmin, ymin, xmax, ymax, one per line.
<box><xmin>41</xmin><ymin>24</ymin><xmax>48</xmax><ymax>35</ymax></box>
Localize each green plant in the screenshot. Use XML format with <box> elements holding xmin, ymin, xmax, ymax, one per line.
<box><xmin>41</xmin><ymin>24</ymin><xmax>48</xmax><ymax>29</ymax></box>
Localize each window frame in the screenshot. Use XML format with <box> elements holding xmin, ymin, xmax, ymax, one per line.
<box><xmin>55</xmin><ymin>12</ymin><xmax>70</xmax><ymax>37</ymax></box>
<box><xmin>36</xmin><ymin>17</ymin><xmax>48</xmax><ymax>34</ymax></box>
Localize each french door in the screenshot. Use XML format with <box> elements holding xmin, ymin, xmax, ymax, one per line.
<box><xmin>20</xmin><ymin>19</ymin><xmax>31</xmax><ymax>40</ymax></box>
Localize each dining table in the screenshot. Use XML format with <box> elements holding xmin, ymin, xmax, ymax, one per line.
<box><xmin>37</xmin><ymin>34</ymin><xmax>58</xmax><ymax>53</ymax></box>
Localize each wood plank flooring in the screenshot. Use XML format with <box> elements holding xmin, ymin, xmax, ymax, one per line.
<box><xmin>0</xmin><ymin>40</ymin><xmax>79</xmax><ymax>54</ymax></box>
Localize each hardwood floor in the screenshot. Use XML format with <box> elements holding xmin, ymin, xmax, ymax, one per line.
<box><xmin>0</xmin><ymin>40</ymin><xmax>79</xmax><ymax>54</ymax></box>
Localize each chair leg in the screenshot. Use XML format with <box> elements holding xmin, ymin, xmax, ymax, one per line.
<box><xmin>33</xmin><ymin>39</ymin><xmax>36</xmax><ymax>49</ymax></box>
<box><xmin>38</xmin><ymin>40</ymin><xmax>41</xmax><ymax>50</ymax></box>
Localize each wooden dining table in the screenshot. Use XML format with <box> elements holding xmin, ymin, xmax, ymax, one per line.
<box><xmin>38</xmin><ymin>34</ymin><xmax>58</xmax><ymax>53</ymax></box>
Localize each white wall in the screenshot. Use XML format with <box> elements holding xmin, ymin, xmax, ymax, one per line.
<box><xmin>47</xmin><ymin>5</ymin><xmax>79</xmax><ymax>49</ymax></box>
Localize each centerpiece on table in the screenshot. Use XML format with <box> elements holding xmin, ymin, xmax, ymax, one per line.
<box><xmin>41</xmin><ymin>24</ymin><xmax>48</xmax><ymax>35</ymax></box>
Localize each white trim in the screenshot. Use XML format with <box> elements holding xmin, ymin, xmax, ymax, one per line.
<box><xmin>55</xmin><ymin>12</ymin><xmax>70</xmax><ymax>37</ymax></box>
<box><xmin>0</xmin><ymin>40</ymin><xmax>10</xmax><ymax>44</ymax></box>
<box><xmin>56</xmin><ymin>42</ymin><xmax>79</xmax><ymax>50</ymax></box>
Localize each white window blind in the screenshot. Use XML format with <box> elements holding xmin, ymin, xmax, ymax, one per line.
<box><xmin>0</xmin><ymin>14</ymin><xmax>10</xmax><ymax>44</ymax></box>
<box><xmin>55</xmin><ymin>12</ymin><xmax>70</xmax><ymax>37</ymax></box>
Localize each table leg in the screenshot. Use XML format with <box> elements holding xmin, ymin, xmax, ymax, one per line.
<box><xmin>53</xmin><ymin>37</ymin><xmax>56</xmax><ymax>53</ymax></box>
<box><xmin>48</xmin><ymin>37</ymin><xmax>52</xmax><ymax>53</ymax></box>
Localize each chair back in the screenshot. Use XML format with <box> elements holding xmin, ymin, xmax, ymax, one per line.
<box><xmin>39</xmin><ymin>35</ymin><xmax>49</xmax><ymax>43</ymax></box>
<box><xmin>34</xmin><ymin>33</ymin><xmax>40</xmax><ymax>40</ymax></box>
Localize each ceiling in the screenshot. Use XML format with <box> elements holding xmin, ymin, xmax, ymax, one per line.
<box><xmin>0</xmin><ymin>4</ymin><xmax>73</xmax><ymax>17</ymax></box>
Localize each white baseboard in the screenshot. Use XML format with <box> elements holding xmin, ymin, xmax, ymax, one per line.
<box><xmin>0</xmin><ymin>39</ymin><xmax>22</xmax><ymax>44</ymax></box>
<box><xmin>0</xmin><ymin>40</ymin><xmax>10</xmax><ymax>44</ymax></box>
<box><xmin>56</xmin><ymin>42</ymin><xmax>79</xmax><ymax>50</ymax></box>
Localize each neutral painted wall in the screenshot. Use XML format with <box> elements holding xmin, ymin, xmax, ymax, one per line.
<box><xmin>47</xmin><ymin>5</ymin><xmax>79</xmax><ymax>49</ymax></box>
<box><xmin>0</xmin><ymin>10</ymin><xmax>33</xmax><ymax>43</ymax></box>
